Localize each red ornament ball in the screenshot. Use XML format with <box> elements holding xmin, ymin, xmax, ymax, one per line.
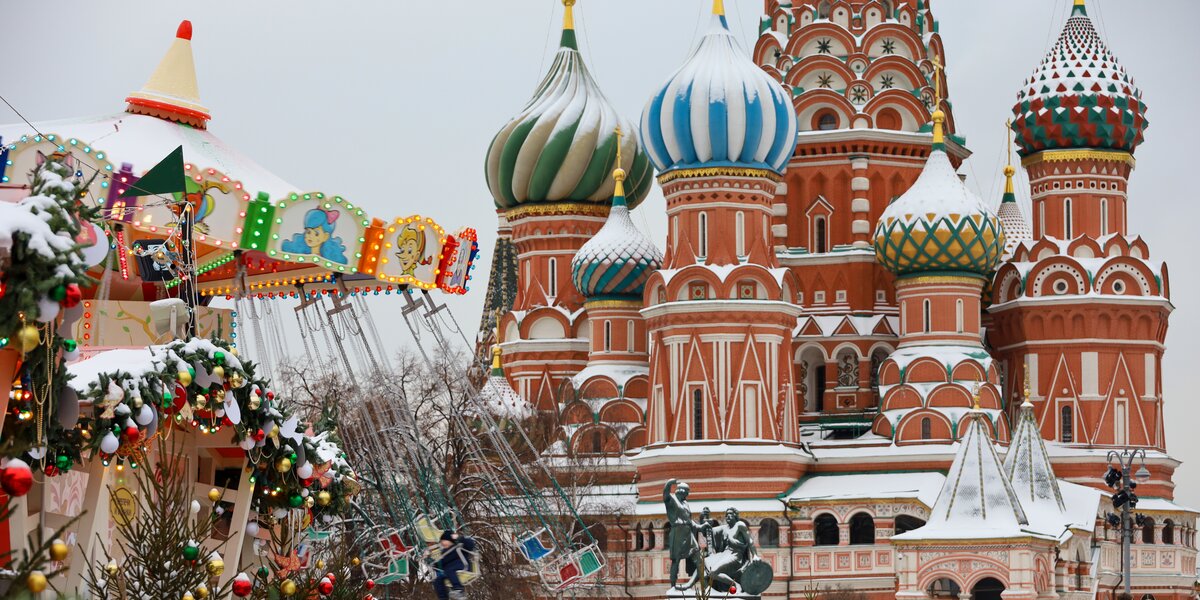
<box><xmin>318</xmin><ymin>578</ymin><xmax>333</xmax><ymax>596</ymax></box>
<box><xmin>232</xmin><ymin>576</ymin><xmax>253</xmax><ymax>597</ymax></box>
<box><xmin>43</xmin><ymin>465</ymin><xmax>59</xmax><ymax>477</ymax></box>
<box><xmin>252</xmin><ymin>428</ymin><xmax>266</xmax><ymax>442</ymax></box>
<box><xmin>325</xmin><ymin>574</ymin><xmax>336</xmax><ymax>584</ymax></box>
<box><xmin>1</xmin><ymin>460</ymin><xmax>34</xmax><ymax>497</ymax></box>
<box><xmin>365</xmin><ymin>579</ymin><xmax>375</xmax><ymax>590</ymax></box>
<box><xmin>62</xmin><ymin>283</ymin><xmax>82</xmax><ymax>308</ymax></box>
<box><xmin>124</xmin><ymin>425</ymin><xmax>140</xmax><ymax>440</ymax></box>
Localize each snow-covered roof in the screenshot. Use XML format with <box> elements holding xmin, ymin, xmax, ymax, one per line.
<box><xmin>1133</xmin><ymin>498</ymin><xmax>1200</xmax><ymax>515</ymax></box>
<box><xmin>570</xmin><ymin>363</ymin><xmax>648</xmax><ymax>391</ymax></box>
<box><xmin>634</xmin><ymin>497</ymin><xmax>787</xmax><ymax>518</ymax></box>
<box><xmin>1005</xmin><ymin>402</ymin><xmax>1066</xmax><ymax>520</ymax></box>
<box><xmin>893</xmin><ymin>411</ymin><xmax>1033</xmax><ymax>541</ymax></box>
<box><xmin>0</xmin><ymin>113</ymin><xmax>297</xmax><ymax>198</ymax></box>
<box><xmin>785</xmin><ymin>472</ymin><xmax>945</xmax><ymax>509</ymax></box>
<box><xmin>469</xmin><ymin>374</ymin><xmax>533</xmax><ymax>420</ymax></box>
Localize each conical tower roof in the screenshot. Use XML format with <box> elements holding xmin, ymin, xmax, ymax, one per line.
<box><xmin>1004</xmin><ymin>383</ymin><xmax>1066</xmax><ymax>520</ymax></box>
<box><xmin>894</xmin><ymin>402</ymin><xmax>1030</xmax><ymax>541</ymax></box>
<box><xmin>471</xmin><ymin>346</ymin><xmax>533</xmax><ymax>420</ymax></box>
<box><xmin>125</xmin><ymin>20</ymin><xmax>211</xmax><ymax>129</ymax></box>
<box><xmin>486</xmin><ymin>0</ymin><xmax>652</xmax><ymax>211</ymax></box>
<box><xmin>997</xmin><ymin>141</ymin><xmax>1031</xmax><ymax>256</ymax></box>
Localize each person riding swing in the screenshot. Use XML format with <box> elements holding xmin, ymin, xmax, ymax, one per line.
<box><xmin>431</xmin><ymin>529</ymin><xmax>476</xmax><ymax>600</ymax></box>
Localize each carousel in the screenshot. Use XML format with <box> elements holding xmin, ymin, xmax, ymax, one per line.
<box><xmin>0</xmin><ymin>19</ymin><xmax>479</xmax><ymax>595</ymax></box>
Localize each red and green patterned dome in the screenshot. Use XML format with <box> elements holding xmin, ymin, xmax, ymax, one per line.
<box><xmin>1011</xmin><ymin>0</ymin><xmax>1147</xmax><ymax>157</ymax></box>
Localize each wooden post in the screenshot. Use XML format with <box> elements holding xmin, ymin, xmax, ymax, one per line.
<box><xmin>219</xmin><ymin>457</ymin><xmax>254</xmax><ymax>589</ymax></box>
<box><xmin>67</xmin><ymin>458</ymin><xmax>110</xmax><ymax>592</ymax></box>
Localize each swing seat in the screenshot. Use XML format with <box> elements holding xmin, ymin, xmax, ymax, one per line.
<box><xmin>575</xmin><ymin>545</ymin><xmax>604</xmax><ymax>577</ymax></box>
<box><xmin>379</xmin><ymin>530</ymin><xmax>412</xmax><ymax>557</ymax></box>
<box><xmin>376</xmin><ymin>556</ymin><xmax>410</xmax><ymax>585</ymax></box>
<box><xmin>457</xmin><ymin>551</ymin><xmax>482</xmax><ymax>585</ymax></box>
<box><xmin>414</xmin><ymin>515</ymin><xmax>442</xmax><ymax>544</ymax></box>
<box><xmin>517</xmin><ymin>529</ymin><xmax>554</xmax><ymax>562</ymax></box>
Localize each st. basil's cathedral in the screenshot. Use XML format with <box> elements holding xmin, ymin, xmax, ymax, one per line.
<box><xmin>478</xmin><ymin>0</ymin><xmax>1195</xmax><ymax>598</ymax></box>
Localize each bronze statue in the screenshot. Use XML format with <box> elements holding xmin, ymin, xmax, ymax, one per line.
<box><xmin>663</xmin><ymin>479</ymin><xmax>702</xmax><ymax>589</ymax></box>
<box><xmin>671</xmin><ymin>502</ymin><xmax>775</xmax><ymax>597</ymax></box>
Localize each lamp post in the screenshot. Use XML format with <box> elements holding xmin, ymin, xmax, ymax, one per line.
<box><xmin>1104</xmin><ymin>448</ymin><xmax>1151</xmax><ymax>600</ymax></box>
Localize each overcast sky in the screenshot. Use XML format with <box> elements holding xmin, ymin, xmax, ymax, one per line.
<box><xmin>5</xmin><ymin>1</ymin><xmax>1198</xmax><ymax>504</ymax></box>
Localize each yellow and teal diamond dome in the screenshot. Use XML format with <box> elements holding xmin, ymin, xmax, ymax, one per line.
<box><xmin>874</xmin><ymin>114</ymin><xmax>1004</xmax><ymax>278</ymax></box>
<box><xmin>485</xmin><ymin>1</ymin><xmax>652</xmax><ymax>211</ymax></box>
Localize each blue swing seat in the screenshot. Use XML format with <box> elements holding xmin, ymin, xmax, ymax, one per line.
<box><xmin>518</xmin><ymin>529</ymin><xmax>554</xmax><ymax>562</ymax></box>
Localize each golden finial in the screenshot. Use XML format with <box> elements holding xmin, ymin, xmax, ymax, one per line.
<box><xmin>491</xmin><ymin>344</ymin><xmax>503</xmax><ymax>372</ymax></box>
<box><xmin>972</xmin><ymin>382</ymin><xmax>981</xmax><ymax>411</ymax></box>
<box><xmin>563</xmin><ymin>0</ymin><xmax>576</xmax><ymax>30</ymax></box>
<box><xmin>613</xmin><ymin>125</ymin><xmax>627</xmax><ymax>197</ymax></box>
<box><xmin>930</xmin><ymin>56</ymin><xmax>945</xmax><ymax>146</ymax></box>
<box><xmin>1021</xmin><ymin>368</ymin><xmax>1033</xmax><ymax>408</ymax></box>
<box><xmin>713</xmin><ymin>0</ymin><xmax>725</xmax><ymax>16</ymax></box>
<box><xmin>1004</xmin><ymin>119</ymin><xmax>1016</xmax><ymax>194</ymax></box>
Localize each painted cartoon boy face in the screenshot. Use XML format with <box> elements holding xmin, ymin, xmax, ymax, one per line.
<box><xmin>396</xmin><ymin>235</ymin><xmax>421</xmax><ymax>270</ymax></box>
<box><xmin>304</xmin><ymin>226</ymin><xmax>330</xmax><ymax>250</ymax></box>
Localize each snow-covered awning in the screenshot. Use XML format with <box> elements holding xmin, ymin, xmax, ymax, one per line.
<box><xmin>784</xmin><ymin>472</ymin><xmax>945</xmax><ymax>509</ymax></box>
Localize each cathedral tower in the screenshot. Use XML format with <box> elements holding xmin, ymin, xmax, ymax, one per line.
<box><xmin>988</xmin><ymin>1</ymin><xmax>1171</xmax><ymax>492</ymax></box>
<box><xmin>633</xmin><ymin>0</ymin><xmax>805</xmax><ymax>501</ymax></box>
<box><xmin>485</xmin><ymin>1</ymin><xmax>651</xmax><ymax>408</ymax></box>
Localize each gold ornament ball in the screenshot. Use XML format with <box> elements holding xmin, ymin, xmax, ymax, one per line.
<box><xmin>206</xmin><ymin>558</ymin><xmax>224</xmax><ymax>576</ymax></box>
<box><xmin>316</xmin><ymin>491</ymin><xmax>332</xmax><ymax>506</ymax></box>
<box><xmin>50</xmin><ymin>539</ymin><xmax>69</xmax><ymax>561</ymax></box>
<box><xmin>280</xmin><ymin>579</ymin><xmax>298</xmax><ymax>596</ymax></box>
<box><xmin>178</xmin><ymin>370</ymin><xmax>193</xmax><ymax>386</ymax></box>
<box><xmin>351</xmin><ymin>557</ymin><xmax>361</xmax><ymax>567</ymax></box>
<box><xmin>26</xmin><ymin>571</ymin><xmax>47</xmax><ymax>593</ymax></box>
<box><xmin>212</xmin><ymin>365</ymin><xmax>225</xmax><ymax>379</ymax></box>
<box><xmin>208</xmin><ymin>488</ymin><xmax>221</xmax><ymax>502</ymax></box>
<box><xmin>304</xmin><ymin>496</ymin><xmax>315</xmax><ymax>508</ymax></box>
<box><xmin>229</xmin><ymin>373</ymin><xmax>245</xmax><ymax>388</ymax></box>
<box><xmin>248</xmin><ymin>396</ymin><xmax>261</xmax><ymax>410</ymax></box>
<box><xmin>195</xmin><ymin>395</ymin><xmax>207</xmax><ymax>408</ymax></box>
<box><xmin>132</xmin><ymin>395</ymin><xmax>144</xmax><ymax>410</ymax></box>
<box><xmin>316</xmin><ymin>559</ymin><xmax>325</xmax><ymax>569</ymax></box>
<box><xmin>275</xmin><ymin>456</ymin><xmax>293</xmax><ymax>473</ymax></box>
<box><xmin>195</xmin><ymin>584</ymin><xmax>209</xmax><ymax>599</ymax></box>
<box><xmin>17</xmin><ymin>325</ymin><xmax>40</xmax><ymax>354</ymax></box>
<box><xmin>104</xmin><ymin>561</ymin><xmax>119</xmax><ymax>576</ymax></box>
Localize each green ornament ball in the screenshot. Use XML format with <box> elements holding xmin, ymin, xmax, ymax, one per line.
<box><xmin>257</xmin><ymin>565</ymin><xmax>269</xmax><ymax>578</ymax></box>
<box><xmin>63</xmin><ymin>339</ymin><xmax>77</xmax><ymax>352</ymax></box>
<box><xmin>55</xmin><ymin>455</ymin><xmax>71</xmax><ymax>470</ymax></box>
<box><xmin>50</xmin><ymin>285</ymin><xmax>67</xmax><ymax>301</ymax></box>
<box><xmin>214</xmin><ymin>351</ymin><xmax>225</xmax><ymax>364</ymax></box>
<box><xmin>183</xmin><ymin>542</ymin><xmax>200</xmax><ymax>561</ymax></box>
<box><xmin>288</xmin><ymin>493</ymin><xmax>304</xmax><ymax>508</ymax></box>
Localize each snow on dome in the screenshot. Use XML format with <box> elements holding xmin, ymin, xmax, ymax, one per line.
<box><xmin>639</xmin><ymin>4</ymin><xmax>798</xmax><ymax>176</ymax></box>
<box><xmin>1011</xmin><ymin>1</ymin><xmax>1147</xmax><ymax>156</ymax></box>
<box><xmin>468</xmin><ymin>347</ymin><xmax>534</xmax><ymax>420</ymax></box>
<box><xmin>571</xmin><ymin>172</ymin><xmax>663</xmax><ymax>299</ymax></box>
<box><xmin>125</xmin><ymin>20</ymin><xmax>211</xmax><ymax>129</ymax></box>
<box><xmin>486</xmin><ymin>5</ymin><xmax>651</xmax><ymax>211</ymax></box>
<box><xmin>893</xmin><ymin>411</ymin><xmax>1030</xmax><ymax>541</ymax></box>
<box><xmin>874</xmin><ymin>148</ymin><xmax>1004</xmax><ymax>278</ymax></box>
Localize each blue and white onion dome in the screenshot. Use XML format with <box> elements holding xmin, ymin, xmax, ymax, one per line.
<box><xmin>639</xmin><ymin>1</ymin><xmax>798</xmax><ymax>176</ymax></box>
<box><xmin>571</xmin><ymin>166</ymin><xmax>663</xmax><ymax>300</ymax></box>
<box><xmin>485</xmin><ymin>1</ymin><xmax>652</xmax><ymax>211</ymax></box>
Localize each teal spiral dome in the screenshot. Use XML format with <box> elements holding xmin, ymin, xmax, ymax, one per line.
<box><xmin>571</xmin><ymin>171</ymin><xmax>662</xmax><ymax>300</ymax></box>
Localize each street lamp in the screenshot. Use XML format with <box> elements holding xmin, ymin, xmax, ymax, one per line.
<box><xmin>1104</xmin><ymin>448</ymin><xmax>1150</xmax><ymax>600</ymax></box>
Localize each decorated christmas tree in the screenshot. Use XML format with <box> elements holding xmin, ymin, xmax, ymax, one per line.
<box><xmin>83</xmin><ymin>441</ymin><xmax>235</xmax><ymax>600</ymax></box>
<box><xmin>245</xmin><ymin>518</ymin><xmax>375</xmax><ymax>600</ymax></box>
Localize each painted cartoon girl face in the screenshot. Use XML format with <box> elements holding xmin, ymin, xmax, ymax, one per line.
<box><xmin>396</xmin><ymin>236</ymin><xmax>421</xmax><ymax>271</ymax></box>
<box><xmin>304</xmin><ymin>226</ymin><xmax>331</xmax><ymax>250</ymax></box>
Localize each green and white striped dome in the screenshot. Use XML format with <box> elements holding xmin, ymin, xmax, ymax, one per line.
<box><xmin>485</xmin><ymin>7</ymin><xmax>652</xmax><ymax>211</ymax></box>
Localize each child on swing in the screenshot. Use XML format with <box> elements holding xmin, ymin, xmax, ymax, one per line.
<box><xmin>432</xmin><ymin>529</ymin><xmax>476</xmax><ymax>600</ymax></box>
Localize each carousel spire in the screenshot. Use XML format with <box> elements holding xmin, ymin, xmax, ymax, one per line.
<box><xmin>125</xmin><ymin>19</ymin><xmax>212</xmax><ymax>129</ymax></box>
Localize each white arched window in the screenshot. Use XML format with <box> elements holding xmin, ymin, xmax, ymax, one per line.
<box><xmin>736</xmin><ymin>211</ymin><xmax>746</xmax><ymax>257</ymax></box>
<box><xmin>1064</xmin><ymin>198</ymin><xmax>1073</xmax><ymax>238</ymax></box>
<box><xmin>548</xmin><ymin>257</ymin><xmax>558</xmax><ymax>297</ymax></box>
<box><xmin>923</xmin><ymin>299</ymin><xmax>932</xmax><ymax>333</ymax></box>
<box><xmin>955</xmin><ymin>299</ymin><xmax>964</xmax><ymax>333</ymax></box>
<box><xmin>698</xmin><ymin>213</ymin><xmax>709</xmax><ymax>257</ymax></box>
<box><xmin>603</xmin><ymin>320</ymin><xmax>612</xmax><ymax>352</ymax></box>
<box><xmin>1100</xmin><ymin>198</ymin><xmax>1109</xmax><ymax>236</ymax></box>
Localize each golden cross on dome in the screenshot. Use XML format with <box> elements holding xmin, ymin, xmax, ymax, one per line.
<box><xmin>931</xmin><ymin>55</ymin><xmax>945</xmax><ymax>110</ymax></box>
<box><xmin>1022</xmin><ymin>368</ymin><xmax>1033</xmax><ymax>407</ymax></box>
<box><xmin>972</xmin><ymin>382</ymin><xmax>981</xmax><ymax>411</ymax></box>
<box><xmin>614</xmin><ymin>125</ymin><xmax>623</xmax><ymax>167</ymax></box>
